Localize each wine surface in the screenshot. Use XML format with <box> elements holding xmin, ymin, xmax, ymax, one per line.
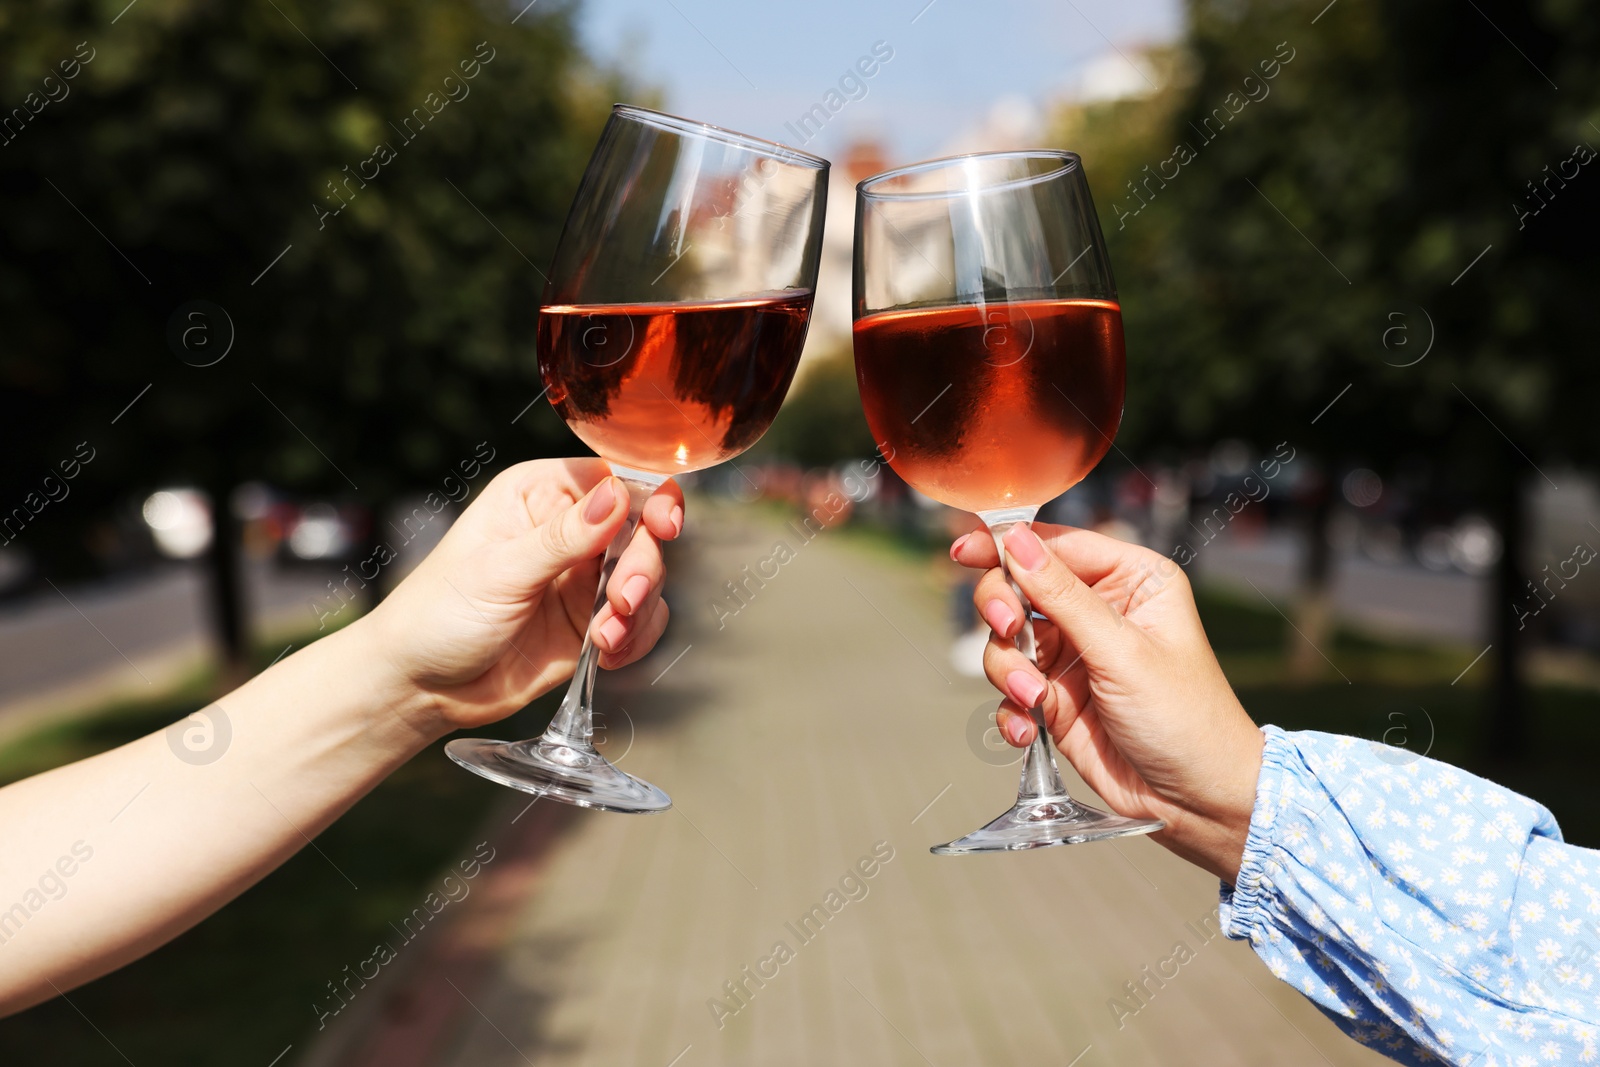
<box><xmin>540</xmin><ymin>292</ymin><xmax>812</xmax><ymax>475</ymax></box>
<box><xmin>853</xmin><ymin>298</ymin><xmax>1125</xmax><ymax>513</ymax></box>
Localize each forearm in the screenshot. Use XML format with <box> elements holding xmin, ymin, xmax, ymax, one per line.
<box><xmin>0</xmin><ymin>617</ymin><xmax>442</xmax><ymax>1014</ymax></box>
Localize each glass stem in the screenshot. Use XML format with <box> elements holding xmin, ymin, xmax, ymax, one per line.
<box><xmin>541</xmin><ymin>468</ymin><xmax>665</xmax><ymax>749</ymax></box>
<box><xmin>979</xmin><ymin>506</ymin><xmax>1072</xmax><ymax>803</ymax></box>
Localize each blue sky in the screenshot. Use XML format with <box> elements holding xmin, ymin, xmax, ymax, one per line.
<box><xmin>576</xmin><ymin>0</ymin><xmax>1183</xmax><ymax>162</ymax></box>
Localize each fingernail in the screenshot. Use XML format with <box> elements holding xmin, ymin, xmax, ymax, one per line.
<box><xmin>669</xmin><ymin>505</ymin><xmax>684</xmax><ymax>538</ymax></box>
<box><xmin>1004</xmin><ymin>525</ymin><xmax>1046</xmax><ymax>571</ymax></box>
<box><xmin>949</xmin><ymin>533</ymin><xmax>970</xmax><ymax>561</ymax></box>
<box><xmin>620</xmin><ymin>574</ymin><xmax>651</xmax><ymax>615</ymax></box>
<box><xmin>598</xmin><ymin>615</ymin><xmax>628</xmax><ymax>649</ymax></box>
<box><xmin>982</xmin><ymin>600</ymin><xmax>1015</xmax><ymax>636</ymax></box>
<box><xmin>583</xmin><ymin>479</ymin><xmax>618</xmax><ymax>524</ymax></box>
<box><xmin>1006</xmin><ymin>670</ymin><xmax>1046</xmax><ymax>709</ymax></box>
<box><xmin>1004</xmin><ymin>714</ymin><xmax>1031</xmax><ymax>747</ymax></box>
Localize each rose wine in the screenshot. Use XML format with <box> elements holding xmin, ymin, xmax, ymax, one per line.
<box><xmin>540</xmin><ymin>292</ymin><xmax>813</xmax><ymax>474</ymax></box>
<box><xmin>853</xmin><ymin>298</ymin><xmax>1125</xmax><ymax>513</ymax></box>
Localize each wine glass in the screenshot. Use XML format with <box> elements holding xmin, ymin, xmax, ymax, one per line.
<box><xmin>852</xmin><ymin>150</ymin><xmax>1164</xmax><ymax>852</ymax></box>
<box><xmin>447</xmin><ymin>105</ymin><xmax>829</xmax><ymax>812</ymax></box>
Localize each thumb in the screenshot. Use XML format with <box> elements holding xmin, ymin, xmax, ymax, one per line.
<box><xmin>1000</xmin><ymin>523</ymin><xmax>1129</xmax><ymax>655</ymax></box>
<box><xmin>518</xmin><ymin>476</ymin><xmax>630</xmax><ymax>589</ymax></box>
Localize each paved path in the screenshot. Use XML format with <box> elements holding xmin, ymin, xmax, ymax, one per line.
<box><xmin>404</xmin><ymin>505</ymin><xmax>1387</xmax><ymax>1067</ymax></box>
<box><xmin>1192</xmin><ymin>527</ymin><xmax>1484</xmax><ymax>644</ymax></box>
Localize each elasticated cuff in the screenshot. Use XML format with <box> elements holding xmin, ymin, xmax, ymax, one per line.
<box><xmin>1218</xmin><ymin>724</ymin><xmax>1291</xmax><ymax>942</ymax></box>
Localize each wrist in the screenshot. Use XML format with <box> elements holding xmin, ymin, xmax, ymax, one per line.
<box><xmin>1155</xmin><ymin>718</ymin><xmax>1264</xmax><ymax>884</ymax></box>
<box><xmin>322</xmin><ymin>614</ymin><xmax>449</xmax><ymax>753</ymax></box>
<box><xmin>1201</xmin><ymin>722</ymin><xmax>1265</xmax><ymax>884</ymax></box>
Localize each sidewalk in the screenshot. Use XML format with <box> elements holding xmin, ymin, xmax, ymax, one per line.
<box><xmin>340</xmin><ymin>504</ymin><xmax>1389</xmax><ymax>1066</ymax></box>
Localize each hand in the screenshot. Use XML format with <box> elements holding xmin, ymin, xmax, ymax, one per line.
<box><xmin>952</xmin><ymin>523</ymin><xmax>1265</xmax><ymax>882</ymax></box>
<box><xmin>362</xmin><ymin>458</ymin><xmax>683</xmax><ymax>735</ymax></box>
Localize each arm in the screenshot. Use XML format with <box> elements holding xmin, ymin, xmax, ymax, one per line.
<box><xmin>1226</xmin><ymin>727</ymin><xmax>1597</xmax><ymax>1065</ymax></box>
<box><xmin>955</xmin><ymin>522</ymin><xmax>1600</xmax><ymax>1066</ymax></box>
<box><xmin>0</xmin><ymin>459</ymin><xmax>682</xmax><ymax>1015</ymax></box>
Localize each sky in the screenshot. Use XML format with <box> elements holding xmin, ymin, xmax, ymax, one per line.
<box><xmin>575</xmin><ymin>0</ymin><xmax>1184</xmax><ymax>163</ymax></box>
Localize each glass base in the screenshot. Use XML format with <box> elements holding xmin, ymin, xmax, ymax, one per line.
<box><xmin>931</xmin><ymin>795</ymin><xmax>1162</xmax><ymax>854</ymax></box>
<box><xmin>444</xmin><ymin>736</ymin><xmax>672</xmax><ymax>814</ymax></box>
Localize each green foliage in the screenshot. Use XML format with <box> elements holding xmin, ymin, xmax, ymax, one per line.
<box><xmin>1195</xmin><ymin>585</ymin><xmax>1600</xmax><ymax>848</ymax></box>
<box><xmin>750</xmin><ymin>351</ymin><xmax>879</xmax><ymax>468</ymax></box>
<box><xmin>1051</xmin><ymin>0</ymin><xmax>1600</xmax><ymax>746</ymax></box>
<box><xmin>1055</xmin><ymin>0</ymin><xmax>1600</xmax><ymax>480</ymax></box>
<box><xmin>0</xmin><ymin>0</ymin><xmax>628</xmax><ymax>572</ymax></box>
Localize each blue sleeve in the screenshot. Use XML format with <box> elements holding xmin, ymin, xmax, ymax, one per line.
<box><xmin>1220</xmin><ymin>726</ymin><xmax>1600</xmax><ymax>1065</ymax></box>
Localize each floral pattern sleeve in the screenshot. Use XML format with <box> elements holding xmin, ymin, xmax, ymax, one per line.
<box><xmin>1220</xmin><ymin>726</ymin><xmax>1600</xmax><ymax>1065</ymax></box>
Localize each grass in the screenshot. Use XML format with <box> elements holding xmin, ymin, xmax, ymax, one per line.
<box><xmin>1196</xmin><ymin>587</ymin><xmax>1600</xmax><ymax>848</ymax></box>
<box><xmin>0</xmin><ymin>624</ymin><xmax>556</xmax><ymax>1067</ymax></box>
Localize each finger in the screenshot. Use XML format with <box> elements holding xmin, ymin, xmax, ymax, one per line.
<box><xmin>600</xmin><ymin>597</ymin><xmax>670</xmax><ymax>669</ymax></box>
<box><xmin>950</xmin><ymin>526</ymin><xmax>997</xmax><ymax>569</ymax></box>
<box><xmin>1000</xmin><ymin>695</ymin><xmax>1097</xmax><ymax>768</ymax></box>
<box><xmin>606</xmin><ymin>522</ymin><xmax>664</xmax><ymax>617</ymax></box>
<box><xmin>552</xmin><ymin>555</ymin><xmax>603</xmax><ymax>638</ymax></box>
<box><xmin>1017</xmin><ymin>523</ymin><xmax>1155</xmax><ymax>588</ymax></box>
<box><xmin>973</xmin><ymin>564</ymin><xmax>1084</xmax><ymax>679</ymax></box>
<box><xmin>996</xmin><ymin>700</ymin><xmax>1037</xmax><ymax>747</ymax></box>
<box><xmin>1018</xmin><ymin>613</ymin><xmax>1070</xmax><ymax>673</ymax></box>
<box><xmin>1000</xmin><ymin>524</ymin><xmax>1129</xmax><ymax>652</ymax></box>
<box><xmin>973</xmin><ymin>566</ymin><xmax>1026</xmax><ymax>640</ymax></box>
<box><xmin>993</xmin><ymin>689</ymin><xmax>1090</xmax><ymax>752</ymax></box>
<box><xmin>641</xmin><ymin>480</ymin><xmax>685</xmax><ymax>541</ymax></box>
<box><xmin>591</xmin><ymin>600</ymin><xmax>631</xmax><ymax>654</ymax></box>
<box><xmin>499</xmin><ymin>457</ymin><xmax>613</xmax><ymax>514</ymax></box>
<box><xmin>981</xmin><ymin>635</ymin><xmax>1048</xmax><ymax>718</ymax></box>
<box><xmin>983</xmin><ymin>631</ymin><xmax>1091</xmax><ymax>746</ymax></box>
<box><xmin>517</xmin><ymin>476</ymin><xmax>630</xmax><ymax>590</ymax></box>
<box><xmin>955</xmin><ymin>521</ymin><xmax>1158</xmax><ymax>591</ymax></box>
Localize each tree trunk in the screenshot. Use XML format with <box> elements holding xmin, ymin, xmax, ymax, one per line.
<box><xmin>1289</xmin><ymin>484</ymin><xmax>1335</xmax><ymax>681</ymax></box>
<box><xmin>359</xmin><ymin>496</ymin><xmax>392</xmax><ymax>613</ymax></box>
<box><xmin>204</xmin><ymin>482</ymin><xmax>252</xmax><ymax>684</ymax></box>
<box><xmin>1488</xmin><ymin>464</ymin><xmax>1526</xmax><ymax>760</ymax></box>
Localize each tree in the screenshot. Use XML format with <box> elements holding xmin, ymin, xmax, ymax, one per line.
<box><xmin>1053</xmin><ymin>0</ymin><xmax>1600</xmax><ymax>752</ymax></box>
<box><xmin>0</xmin><ymin>0</ymin><xmax>629</xmax><ymax>673</ymax></box>
<box><xmin>749</xmin><ymin>350</ymin><xmax>880</xmax><ymax>469</ymax></box>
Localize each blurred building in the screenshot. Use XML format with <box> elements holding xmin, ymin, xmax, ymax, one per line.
<box><xmin>793</xmin><ymin>141</ymin><xmax>886</xmax><ymax>378</ymax></box>
<box><xmin>792</xmin><ymin>70</ymin><xmax>1144</xmax><ymax>379</ymax></box>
